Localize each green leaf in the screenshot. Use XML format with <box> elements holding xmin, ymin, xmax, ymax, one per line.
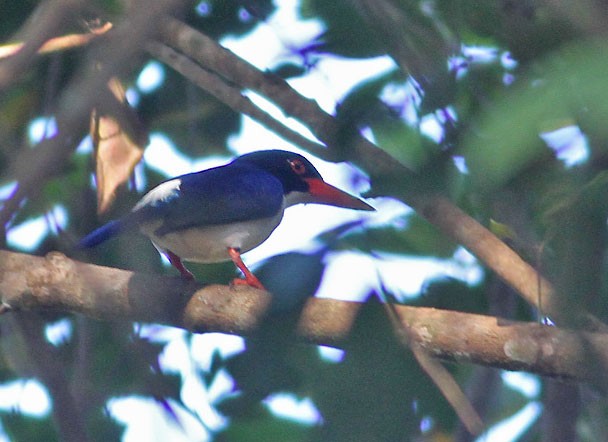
<box><xmin>138</xmin><ymin>68</ymin><xmax>240</xmax><ymax>157</ymax></box>
<box><xmin>217</xmin><ymin>408</ymin><xmax>311</xmax><ymax>442</ymax></box>
<box><xmin>299</xmin><ymin>1</ymin><xmax>384</xmax><ymax>58</ymax></box>
<box><xmin>342</xmin><ymin>214</ymin><xmax>457</xmax><ymax>257</ymax></box>
<box><xmin>3</xmin><ymin>413</ymin><xmax>58</xmax><ymax>442</ymax></box>
<box><xmin>462</xmin><ymin>41</ymin><xmax>608</xmax><ymax>192</ymax></box>
<box><xmin>270</xmin><ymin>63</ymin><xmax>307</xmax><ymax>80</ymax></box>
<box><xmin>372</xmin><ymin>118</ymin><xmax>431</xmax><ymax>170</ymax></box>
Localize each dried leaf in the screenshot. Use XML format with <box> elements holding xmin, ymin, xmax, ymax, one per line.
<box><xmin>91</xmin><ymin>78</ymin><xmax>145</xmax><ymax>214</ymax></box>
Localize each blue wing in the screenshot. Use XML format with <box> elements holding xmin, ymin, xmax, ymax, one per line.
<box><xmin>133</xmin><ymin>163</ymin><xmax>285</xmax><ymax>236</ymax></box>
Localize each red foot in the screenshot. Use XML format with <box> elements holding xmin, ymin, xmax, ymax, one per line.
<box><xmin>230</xmin><ymin>276</ymin><xmax>265</xmax><ymax>290</ymax></box>
<box><xmin>165</xmin><ymin>250</ymin><xmax>195</xmax><ymax>280</ymax></box>
<box><xmin>228</xmin><ymin>247</ymin><xmax>265</xmax><ymax>290</ymax></box>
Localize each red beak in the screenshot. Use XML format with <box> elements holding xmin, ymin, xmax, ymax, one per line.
<box><xmin>304</xmin><ymin>178</ymin><xmax>375</xmax><ymax>211</ymax></box>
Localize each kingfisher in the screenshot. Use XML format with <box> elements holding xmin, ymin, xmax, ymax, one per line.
<box><xmin>78</xmin><ymin>149</ymin><xmax>374</xmax><ymax>289</ymax></box>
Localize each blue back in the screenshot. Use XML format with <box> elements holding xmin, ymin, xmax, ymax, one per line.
<box><xmin>133</xmin><ymin>163</ymin><xmax>285</xmax><ymax>236</ymax></box>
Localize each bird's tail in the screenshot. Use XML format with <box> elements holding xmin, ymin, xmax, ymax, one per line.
<box><xmin>77</xmin><ymin>220</ymin><xmax>124</xmax><ymax>249</ymax></box>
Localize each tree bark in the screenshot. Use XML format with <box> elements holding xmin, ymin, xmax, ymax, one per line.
<box><xmin>1</xmin><ymin>249</ymin><xmax>608</xmax><ymax>389</ymax></box>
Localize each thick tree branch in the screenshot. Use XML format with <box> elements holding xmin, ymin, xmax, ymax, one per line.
<box><xmin>1</xmin><ymin>250</ymin><xmax>608</xmax><ymax>389</ymax></box>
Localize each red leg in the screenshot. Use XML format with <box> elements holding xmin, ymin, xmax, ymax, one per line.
<box><xmin>165</xmin><ymin>250</ymin><xmax>194</xmax><ymax>280</ymax></box>
<box><xmin>227</xmin><ymin>247</ymin><xmax>265</xmax><ymax>290</ymax></box>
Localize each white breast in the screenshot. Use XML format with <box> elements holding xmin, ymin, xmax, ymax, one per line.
<box><xmin>139</xmin><ymin>209</ymin><xmax>285</xmax><ymax>263</ymax></box>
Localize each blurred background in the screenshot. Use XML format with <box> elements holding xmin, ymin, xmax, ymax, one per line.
<box><xmin>2</xmin><ymin>0</ymin><xmax>608</xmax><ymax>441</ymax></box>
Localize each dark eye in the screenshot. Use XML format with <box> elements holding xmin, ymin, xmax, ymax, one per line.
<box><xmin>289</xmin><ymin>159</ymin><xmax>307</xmax><ymax>175</ymax></box>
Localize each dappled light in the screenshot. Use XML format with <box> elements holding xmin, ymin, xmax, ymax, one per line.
<box><xmin>2</xmin><ymin>1</ymin><xmax>608</xmax><ymax>441</ymax></box>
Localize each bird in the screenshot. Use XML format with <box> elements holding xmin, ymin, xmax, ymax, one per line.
<box><xmin>78</xmin><ymin>149</ymin><xmax>374</xmax><ymax>289</ymax></box>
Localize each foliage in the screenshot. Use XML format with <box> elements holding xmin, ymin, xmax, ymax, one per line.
<box><xmin>2</xmin><ymin>0</ymin><xmax>608</xmax><ymax>441</ymax></box>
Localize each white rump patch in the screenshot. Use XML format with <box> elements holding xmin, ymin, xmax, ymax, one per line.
<box><xmin>134</xmin><ymin>178</ymin><xmax>181</xmax><ymax>211</ymax></box>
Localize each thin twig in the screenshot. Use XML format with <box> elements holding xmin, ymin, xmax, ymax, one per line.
<box><xmin>146</xmin><ymin>41</ymin><xmax>328</xmax><ymax>155</ymax></box>
<box><xmin>376</xmin><ymin>290</ymin><xmax>484</xmax><ymax>436</ymax></box>
<box><xmin>0</xmin><ymin>0</ymin><xmax>86</xmax><ymax>89</ymax></box>
<box><xmin>0</xmin><ymin>22</ymin><xmax>113</xmax><ymax>59</ymax></box>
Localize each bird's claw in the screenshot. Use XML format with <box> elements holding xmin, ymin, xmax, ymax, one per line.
<box><xmin>231</xmin><ymin>277</ymin><xmax>265</xmax><ymax>290</ymax></box>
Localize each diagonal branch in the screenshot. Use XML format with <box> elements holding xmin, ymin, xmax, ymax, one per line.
<box><xmin>0</xmin><ymin>22</ymin><xmax>113</xmax><ymax>60</ymax></box>
<box><xmin>152</xmin><ymin>16</ymin><xmax>603</xmax><ymax>330</ymax></box>
<box><xmin>145</xmin><ymin>41</ymin><xmax>328</xmax><ymax>156</ymax></box>
<box><xmin>0</xmin><ymin>0</ymin><xmax>86</xmax><ymax>89</ymax></box>
<box><xmin>1</xmin><ymin>249</ymin><xmax>608</xmax><ymax>389</ymax></box>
